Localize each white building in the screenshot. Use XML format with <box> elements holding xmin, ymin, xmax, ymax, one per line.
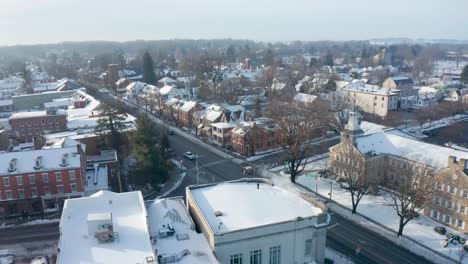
<box><xmin>147</xmin><ymin>197</ymin><xmax>218</xmax><ymax>264</ymax></box>
<box><xmin>58</xmin><ymin>191</ymin><xmax>156</xmax><ymax>264</ymax></box>
<box><xmin>186</xmin><ymin>179</ymin><xmax>330</xmax><ymax>264</ymax></box>
<box><xmin>343</xmin><ymin>82</ymin><xmax>400</xmax><ymax>117</ymax></box>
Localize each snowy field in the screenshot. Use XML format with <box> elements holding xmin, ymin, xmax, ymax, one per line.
<box><xmin>292</xmin><ymin>157</ymin><xmax>468</xmax><ymax>263</ymax></box>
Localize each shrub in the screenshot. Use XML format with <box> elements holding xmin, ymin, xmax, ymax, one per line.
<box><xmin>324</xmin><ymin>258</ymin><xmax>334</xmax><ymax>264</ymax></box>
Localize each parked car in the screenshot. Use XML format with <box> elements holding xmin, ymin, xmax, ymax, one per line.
<box><xmin>168</xmin><ymin>129</ymin><xmax>175</xmax><ymax>135</ymax></box>
<box><xmin>241</xmin><ymin>165</ymin><xmax>254</xmax><ymax>175</ymax></box>
<box><xmin>31</xmin><ymin>256</ymin><xmax>48</xmax><ymax>264</ymax></box>
<box><xmin>183</xmin><ymin>151</ymin><xmax>196</xmax><ymax>160</ymax></box>
<box><xmin>434</xmin><ymin>226</ymin><xmax>447</xmax><ymax>235</ymax></box>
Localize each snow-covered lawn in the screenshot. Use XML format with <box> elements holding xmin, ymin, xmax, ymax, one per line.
<box><xmin>325</xmin><ymin>248</ymin><xmax>354</xmax><ymax>264</ymax></box>
<box><xmin>296</xmin><ymin>173</ymin><xmax>468</xmax><ymax>262</ymax></box>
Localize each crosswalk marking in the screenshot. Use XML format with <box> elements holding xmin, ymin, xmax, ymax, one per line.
<box><xmin>199</xmin><ymin>159</ymin><xmax>227</xmax><ymax>168</ymax></box>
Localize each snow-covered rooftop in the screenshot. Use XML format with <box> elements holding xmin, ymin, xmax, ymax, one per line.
<box><xmin>58</xmin><ymin>191</ymin><xmax>155</xmax><ymax>264</ymax></box>
<box><xmin>180</xmin><ymin>101</ymin><xmax>198</xmax><ymax>112</ymax></box>
<box><xmin>293</xmin><ymin>93</ymin><xmax>318</xmax><ymax>104</ymax></box>
<box><xmin>356</xmin><ymin>131</ymin><xmax>468</xmax><ymax>169</ymax></box>
<box><xmin>0</xmin><ymin>146</ymin><xmax>82</xmax><ymax>176</ymax></box>
<box><xmin>343</xmin><ymin>83</ymin><xmax>400</xmax><ymax>96</ymax></box>
<box><xmin>189</xmin><ymin>181</ymin><xmax>323</xmax><ymax>234</ymax></box>
<box><xmin>147</xmin><ymin>198</ymin><xmax>218</xmax><ymax>264</ymax></box>
<box><xmin>9</xmin><ymin>110</ymin><xmax>65</xmax><ymax>119</ymax></box>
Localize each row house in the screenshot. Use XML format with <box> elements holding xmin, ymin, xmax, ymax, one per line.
<box><xmin>330</xmin><ymin>113</ymin><xmax>468</xmax><ymax>233</ymax></box>
<box><xmin>0</xmin><ymin>145</ymin><xmax>86</xmax><ymax>217</ymax></box>
<box><xmin>231</xmin><ymin>118</ymin><xmax>284</xmax><ymax>156</ymax></box>
<box><xmin>9</xmin><ymin>109</ymin><xmax>68</xmax><ymax>143</ymax></box>
<box><xmin>179</xmin><ymin>101</ymin><xmax>205</xmax><ymax>128</ymax></box>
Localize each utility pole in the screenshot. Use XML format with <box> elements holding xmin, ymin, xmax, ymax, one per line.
<box><xmin>196</xmin><ymin>154</ymin><xmax>199</xmax><ymax>185</ymax></box>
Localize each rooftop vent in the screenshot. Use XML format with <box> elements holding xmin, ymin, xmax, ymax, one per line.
<box><xmin>8</xmin><ymin>158</ymin><xmax>17</xmax><ymax>172</ymax></box>
<box><xmin>60</xmin><ymin>153</ymin><xmax>69</xmax><ymax>167</ymax></box>
<box><xmin>214</xmin><ymin>211</ymin><xmax>223</xmax><ymax>217</ymax></box>
<box><xmin>34</xmin><ymin>156</ymin><xmax>42</xmax><ymax>170</ymax></box>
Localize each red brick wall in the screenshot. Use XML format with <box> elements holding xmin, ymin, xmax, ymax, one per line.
<box><xmin>0</xmin><ymin>168</ymin><xmax>84</xmax><ymax>200</ymax></box>
<box><xmin>9</xmin><ymin>114</ymin><xmax>67</xmax><ymax>142</ymax></box>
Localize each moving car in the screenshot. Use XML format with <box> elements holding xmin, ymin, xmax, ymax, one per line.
<box><xmin>183</xmin><ymin>151</ymin><xmax>196</xmax><ymax>160</ymax></box>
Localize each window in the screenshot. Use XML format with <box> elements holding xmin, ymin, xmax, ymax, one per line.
<box><xmin>29</xmin><ymin>174</ymin><xmax>36</xmax><ymax>185</ymax></box>
<box><xmin>305</xmin><ymin>239</ymin><xmax>313</xmax><ymax>257</ymax></box>
<box><xmin>230</xmin><ymin>254</ymin><xmax>243</xmax><ymax>264</ymax></box>
<box><xmin>57</xmin><ymin>185</ymin><xmax>64</xmax><ymax>194</ymax></box>
<box><xmin>27</xmin><ymin>120</ymin><xmax>31</xmax><ymax>126</ymax></box>
<box><xmin>460</xmin><ymin>205</ymin><xmax>465</xmax><ymax>214</ymax></box>
<box><xmin>69</xmin><ymin>170</ymin><xmax>76</xmax><ymax>181</ymax></box>
<box><xmin>31</xmin><ymin>187</ymin><xmax>37</xmax><ymax>197</ymax></box>
<box><xmin>71</xmin><ymin>183</ymin><xmax>77</xmax><ymax>192</ymax></box>
<box><xmin>48</xmin><ymin>119</ymin><xmax>52</xmax><ymax>124</ymax></box>
<box><xmin>269</xmin><ymin>246</ymin><xmax>281</xmax><ymax>264</ymax></box>
<box><xmin>18</xmin><ymin>189</ymin><xmax>24</xmax><ymax>199</ymax></box>
<box><xmin>447</xmin><ymin>201</ymin><xmax>453</xmax><ymax>210</ymax></box>
<box><xmin>56</xmin><ymin>172</ymin><xmax>62</xmax><ymax>182</ymax></box>
<box><xmin>55</xmin><ymin>118</ymin><xmax>60</xmax><ymax>124</ymax></box>
<box><xmin>444</xmin><ymin>215</ymin><xmax>451</xmax><ymax>224</ymax></box>
<box><xmin>463</xmin><ymin>190</ymin><xmax>468</xmax><ymax>199</ymax></box>
<box><xmin>16</xmin><ymin>176</ymin><xmax>23</xmax><ymax>186</ymax></box>
<box><xmin>34</xmin><ymin>119</ymin><xmax>38</xmax><ymax>125</ymax></box>
<box><xmin>250</xmin><ymin>250</ymin><xmax>262</xmax><ymax>264</ymax></box>
<box><xmin>3</xmin><ymin>177</ymin><xmax>10</xmax><ymax>187</ymax></box>
<box><xmin>41</xmin><ymin>119</ymin><xmax>45</xmax><ymax>125</ymax></box>
<box><xmin>449</xmin><ymin>186</ymin><xmax>456</xmax><ymax>195</ymax></box>
<box><xmin>20</xmin><ymin>121</ymin><xmax>24</xmax><ymax>126</ymax></box>
<box><xmin>6</xmin><ymin>190</ymin><xmax>12</xmax><ymax>199</ymax></box>
<box><xmin>431</xmin><ymin>210</ymin><xmax>439</xmax><ymax>219</ymax></box>
<box><xmin>42</xmin><ymin>173</ymin><xmax>48</xmax><ymax>183</ymax></box>
<box><xmin>43</xmin><ymin>186</ymin><xmax>50</xmax><ymax>195</ymax></box>
<box><xmin>457</xmin><ymin>219</ymin><xmax>464</xmax><ymax>229</ymax></box>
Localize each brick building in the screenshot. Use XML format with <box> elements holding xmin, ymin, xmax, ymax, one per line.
<box><xmin>9</xmin><ymin>109</ymin><xmax>67</xmax><ymax>143</ymax></box>
<box><xmin>231</xmin><ymin>118</ymin><xmax>283</xmax><ymax>156</ymax></box>
<box><xmin>178</xmin><ymin>101</ymin><xmax>205</xmax><ymax>128</ymax></box>
<box><xmin>0</xmin><ymin>145</ymin><xmax>86</xmax><ymax>218</ymax></box>
<box><xmin>330</xmin><ymin>113</ymin><xmax>468</xmax><ymax>232</ymax></box>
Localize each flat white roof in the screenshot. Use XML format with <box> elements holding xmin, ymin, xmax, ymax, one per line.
<box><xmin>9</xmin><ymin>110</ymin><xmax>64</xmax><ymax>119</ymax></box>
<box><xmin>189</xmin><ymin>181</ymin><xmax>322</xmax><ymax>233</ymax></box>
<box><xmin>147</xmin><ymin>198</ymin><xmax>217</xmax><ymax>264</ymax></box>
<box><xmin>58</xmin><ymin>191</ymin><xmax>155</xmax><ymax>264</ymax></box>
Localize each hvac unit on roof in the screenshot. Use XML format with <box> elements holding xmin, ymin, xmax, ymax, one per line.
<box><xmin>60</xmin><ymin>153</ymin><xmax>69</xmax><ymax>167</ymax></box>
<box><xmin>34</xmin><ymin>156</ymin><xmax>42</xmax><ymax>170</ymax></box>
<box><xmin>8</xmin><ymin>158</ymin><xmax>17</xmax><ymax>172</ymax></box>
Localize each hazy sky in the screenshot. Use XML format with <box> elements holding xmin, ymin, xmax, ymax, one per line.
<box><xmin>1</xmin><ymin>0</ymin><xmax>467</xmax><ymax>46</ymax></box>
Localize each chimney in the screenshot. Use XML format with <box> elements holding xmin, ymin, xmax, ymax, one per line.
<box><xmin>459</xmin><ymin>158</ymin><xmax>467</xmax><ymax>173</ymax></box>
<box><xmin>448</xmin><ymin>156</ymin><xmax>457</xmax><ymax>166</ymax></box>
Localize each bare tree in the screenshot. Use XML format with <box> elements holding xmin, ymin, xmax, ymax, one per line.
<box><xmin>266</xmin><ymin>96</ymin><xmax>327</xmax><ymax>183</ymax></box>
<box><xmin>327</xmin><ymin>95</ymin><xmax>352</xmax><ymax>132</ymax></box>
<box><xmin>179</xmin><ymin>56</ymin><xmax>198</xmax><ymax>97</ymax></box>
<box><xmin>335</xmin><ymin>144</ymin><xmax>370</xmax><ymax>214</ymax></box>
<box><xmin>383</xmin><ymin>166</ymin><xmax>438</xmax><ymax>237</ymax></box>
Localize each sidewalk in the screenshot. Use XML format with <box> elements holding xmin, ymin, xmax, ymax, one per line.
<box><xmin>143</xmin><ymin>159</ymin><xmax>187</xmax><ymax>200</ymax></box>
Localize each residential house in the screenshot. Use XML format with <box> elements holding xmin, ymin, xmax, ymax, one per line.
<box><xmin>179</xmin><ymin>101</ymin><xmax>205</xmax><ymax>128</ymax></box>
<box><xmin>382</xmin><ymin>76</ymin><xmax>415</xmax><ymax>97</ymax></box>
<box><xmin>231</xmin><ymin>118</ymin><xmax>283</xmax><ymax>156</ymax></box>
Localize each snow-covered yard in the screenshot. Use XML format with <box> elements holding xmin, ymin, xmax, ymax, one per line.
<box><xmin>294</xmin><ymin>162</ymin><xmax>468</xmax><ymax>263</ymax></box>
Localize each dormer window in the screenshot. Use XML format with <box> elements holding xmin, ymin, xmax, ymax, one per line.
<box><xmin>34</xmin><ymin>156</ymin><xmax>42</xmax><ymax>170</ymax></box>
<box><xmin>60</xmin><ymin>153</ymin><xmax>69</xmax><ymax>167</ymax></box>
<box><xmin>8</xmin><ymin>158</ymin><xmax>17</xmax><ymax>172</ymax></box>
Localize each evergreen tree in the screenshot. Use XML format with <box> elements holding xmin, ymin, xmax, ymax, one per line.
<box><xmin>461</xmin><ymin>65</ymin><xmax>468</xmax><ymax>85</ymax></box>
<box><xmin>324</xmin><ymin>79</ymin><xmax>337</xmax><ymax>92</ymax></box>
<box><xmin>264</xmin><ymin>49</ymin><xmax>274</xmax><ymax>66</ymax></box>
<box><xmin>323</xmin><ymin>51</ymin><xmax>334</xmax><ymax>66</ymax></box>
<box><xmin>95</xmin><ymin>103</ymin><xmax>128</xmax><ymax>151</ymax></box>
<box><xmin>226</xmin><ymin>45</ymin><xmax>236</xmax><ymax>63</ymax></box>
<box><xmin>131</xmin><ymin>114</ymin><xmax>168</xmax><ymax>187</ymax></box>
<box><xmin>143</xmin><ymin>52</ymin><xmax>156</xmax><ymax>84</ymax></box>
